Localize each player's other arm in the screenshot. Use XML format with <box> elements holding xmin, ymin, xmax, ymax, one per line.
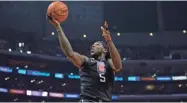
<box><xmin>101</xmin><ymin>21</ymin><xmax>122</xmax><ymax>72</ymax></box>
<box><xmin>46</xmin><ymin>14</ymin><xmax>86</xmax><ymax>68</ymax></box>
<box><xmin>57</xmin><ymin>25</ymin><xmax>87</xmax><ymax>68</ymax></box>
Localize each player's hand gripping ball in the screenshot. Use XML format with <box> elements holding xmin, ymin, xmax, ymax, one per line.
<box><xmin>47</xmin><ymin>1</ymin><xmax>68</xmax><ymax>23</ymax></box>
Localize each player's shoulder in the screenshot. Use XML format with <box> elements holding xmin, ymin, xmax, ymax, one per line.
<box><xmin>86</xmin><ymin>57</ymin><xmax>97</xmax><ymax>64</ymax></box>
<box><xmin>81</xmin><ymin>57</ymin><xmax>96</xmax><ymax>67</ymax></box>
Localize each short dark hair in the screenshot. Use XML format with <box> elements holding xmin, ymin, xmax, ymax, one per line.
<box><xmin>98</xmin><ymin>41</ymin><xmax>111</xmax><ymax>60</ymax></box>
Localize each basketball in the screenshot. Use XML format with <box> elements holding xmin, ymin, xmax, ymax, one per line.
<box><xmin>47</xmin><ymin>1</ymin><xmax>68</xmax><ymax>23</ymax></box>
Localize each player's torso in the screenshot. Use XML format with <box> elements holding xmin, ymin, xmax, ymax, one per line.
<box><xmin>79</xmin><ymin>58</ymin><xmax>114</xmax><ymax>101</ymax></box>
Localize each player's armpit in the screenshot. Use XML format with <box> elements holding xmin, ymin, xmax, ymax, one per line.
<box><xmin>67</xmin><ymin>52</ymin><xmax>88</xmax><ymax>69</ymax></box>
<box><xmin>108</xmin><ymin>59</ymin><xmax>122</xmax><ymax>72</ymax></box>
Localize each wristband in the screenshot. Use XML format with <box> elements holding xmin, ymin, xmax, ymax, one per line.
<box><xmin>56</xmin><ymin>27</ymin><xmax>61</xmax><ymax>32</ymax></box>
<box><xmin>57</xmin><ymin>29</ymin><xmax>61</xmax><ymax>32</ymax></box>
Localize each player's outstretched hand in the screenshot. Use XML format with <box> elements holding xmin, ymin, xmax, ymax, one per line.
<box><xmin>101</xmin><ymin>21</ymin><xmax>110</xmax><ymax>36</ymax></box>
<box><xmin>101</xmin><ymin>21</ymin><xmax>111</xmax><ymax>41</ymax></box>
<box><xmin>46</xmin><ymin>13</ymin><xmax>60</xmax><ymax>28</ymax></box>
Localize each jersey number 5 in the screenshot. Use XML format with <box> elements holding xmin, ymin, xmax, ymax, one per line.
<box><xmin>99</xmin><ymin>73</ymin><xmax>106</xmax><ymax>82</ymax></box>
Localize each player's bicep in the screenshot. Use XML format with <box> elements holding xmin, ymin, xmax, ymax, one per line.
<box><xmin>67</xmin><ymin>52</ymin><xmax>87</xmax><ymax>68</ymax></box>
<box><xmin>108</xmin><ymin>59</ymin><xmax>121</xmax><ymax>72</ymax></box>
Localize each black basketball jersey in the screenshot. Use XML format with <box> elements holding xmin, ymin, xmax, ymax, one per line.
<box><xmin>79</xmin><ymin>57</ymin><xmax>114</xmax><ymax>101</ymax></box>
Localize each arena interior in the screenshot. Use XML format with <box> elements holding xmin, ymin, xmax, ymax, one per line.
<box><xmin>0</xmin><ymin>1</ymin><xmax>187</xmax><ymax>102</ymax></box>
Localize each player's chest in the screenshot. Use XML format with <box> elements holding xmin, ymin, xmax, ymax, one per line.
<box><xmin>88</xmin><ymin>60</ymin><xmax>109</xmax><ymax>75</ymax></box>
<box><xmin>86</xmin><ymin>60</ymin><xmax>111</xmax><ymax>83</ymax></box>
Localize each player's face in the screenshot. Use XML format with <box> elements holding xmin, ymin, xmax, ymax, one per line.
<box><xmin>90</xmin><ymin>42</ymin><xmax>106</xmax><ymax>57</ymax></box>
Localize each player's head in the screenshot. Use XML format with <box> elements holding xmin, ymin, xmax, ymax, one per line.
<box><xmin>90</xmin><ymin>41</ymin><xmax>110</xmax><ymax>60</ymax></box>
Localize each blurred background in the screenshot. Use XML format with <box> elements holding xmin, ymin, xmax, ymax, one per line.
<box><xmin>0</xmin><ymin>1</ymin><xmax>187</xmax><ymax>102</ymax></box>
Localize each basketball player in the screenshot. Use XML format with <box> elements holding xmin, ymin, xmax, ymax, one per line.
<box><xmin>47</xmin><ymin>14</ymin><xmax>122</xmax><ymax>102</ymax></box>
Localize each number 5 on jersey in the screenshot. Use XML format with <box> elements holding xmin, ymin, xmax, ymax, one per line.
<box><xmin>99</xmin><ymin>73</ymin><xmax>106</xmax><ymax>82</ymax></box>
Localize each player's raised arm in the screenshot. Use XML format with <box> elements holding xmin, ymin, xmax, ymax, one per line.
<box><xmin>101</xmin><ymin>21</ymin><xmax>122</xmax><ymax>72</ymax></box>
<box><xmin>46</xmin><ymin>14</ymin><xmax>86</xmax><ymax>68</ymax></box>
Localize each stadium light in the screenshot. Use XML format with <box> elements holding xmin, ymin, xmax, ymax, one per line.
<box><xmin>5</xmin><ymin>77</ymin><xmax>9</xmax><ymax>80</ymax></box>
<box><xmin>14</xmin><ymin>98</ymin><xmax>18</xmax><ymax>102</ymax></box>
<box><xmin>8</xmin><ymin>48</ymin><xmax>12</xmax><ymax>52</ymax></box>
<box><xmin>24</xmin><ymin>65</ymin><xmax>28</xmax><ymax>68</ymax></box>
<box><xmin>183</xmin><ymin>30</ymin><xmax>186</xmax><ymax>33</ymax></box>
<box><xmin>30</xmin><ymin>79</ymin><xmax>35</xmax><ymax>83</ymax></box>
<box><xmin>83</xmin><ymin>34</ymin><xmax>86</xmax><ymax>38</ymax></box>
<box><xmin>27</xmin><ymin>51</ymin><xmax>31</xmax><ymax>54</ymax></box>
<box><xmin>20</xmin><ymin>50</ymin><xmax>23</xmax><ymax>53</ymax></box>
<box><xmin>152</xmin><ymin>74</ymin><xmax>156</xmax><ymax>77</ymax></box>
<box><xmin>51</xmin><ymin>32</ymin><xmax>55</xmax><ymax>35</ymax></box>
<box><xmin>18</xmin><ymin>43</ymin><xmax>22</xmax><ymax>47</ymax></box>
<box><xmin>117</xmin><ymin>33</ymin><xmax>120</xmax><ymax>36</ymax></box>
<box><xmin>62</xmin><ymin>83</ymin><xmax>66</xmax><ymax>86</ymax></box>
<box><xmin>178</xmin><ymin>84</ymin><xmax>182</xmax><ymax>87</ymax></box>
<box><xmin>149</xmin><ymin>33</ymin><xmax>153</xmax><ymax>36</ymax></box>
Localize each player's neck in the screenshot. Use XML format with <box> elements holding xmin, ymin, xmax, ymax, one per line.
<box><xmin>95</xmin><ymin>54</ymin><xmax>105</xmax><ymax>61</ymax></box>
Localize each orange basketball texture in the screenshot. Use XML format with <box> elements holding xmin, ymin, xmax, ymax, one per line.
<box><xmin>47</xmin><ymin>1</ymin><xmax>68</xmax><ymax>23</ymax></box>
